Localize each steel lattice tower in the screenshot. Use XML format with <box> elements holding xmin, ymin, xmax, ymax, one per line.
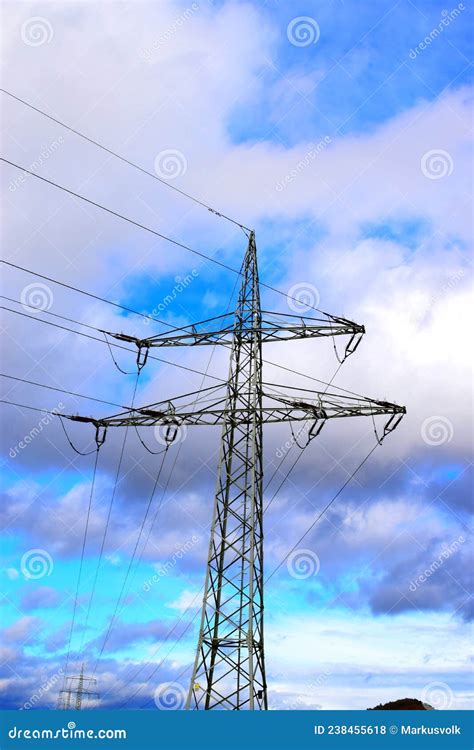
<box><xmin>187</xmin><ymin>232</ymin><xmax>267</xmax><ymax>710</ymax></box>
<box><xmin>58</xmin><ymin>664</ymin><xmax>99</xmax><ymax>710</ymax></box>
<box><xmin>66</xmin><ymin>232</ymin><xmax>405</xmax><ymax>710</ymax></box>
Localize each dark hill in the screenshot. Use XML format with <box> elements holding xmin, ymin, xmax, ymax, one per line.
<box><xmin>368</xmin><ymin>698</ymin><xmax>434</xmax><ymax>710</ymax></box>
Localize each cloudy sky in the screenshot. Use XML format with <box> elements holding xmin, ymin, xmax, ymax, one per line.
<box><xmin>0</xmin><ymin>0</ymin><xmax>472</xmax><ymax>711</ymax></box>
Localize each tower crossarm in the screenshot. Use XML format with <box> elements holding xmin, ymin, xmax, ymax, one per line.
<box><xmin>101</xmin><ymin>312</ymin><xmax>364</xmax><ymax>350</ymax></box>
<box><xmin>64</xmin><ymin>387</ymin><xmax>405</xmax><ymax>435</ymax></box>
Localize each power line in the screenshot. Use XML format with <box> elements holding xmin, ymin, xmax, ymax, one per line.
<box><xmin>88</xmin><ymin>276</ymin><xmax>239</xmax><ymax>681</ymax></box>
<box><xmin>265</xmin><ymin>443</ymin><xmax>379</xmax><ymax>583</ymax></box>
<box><xmin>0</xmin><ymin>398</ymin><xmax>64</xmax><ymax>417</ymax></box>
<box><xmin>1</xmin><ymin>157</ymin><xmax>247</xmax><ymax>277</ymax></box>
<box><xmin>1</xmin><ymin>158</ymin><xmax>333</xmax><ymax>317</ymax></box>
<box><xmin>61</xmin><ymin>445</ymin><xmax>100</xmax><ymax>690</ymax></box>
<box><xmin>1</xmin><ymin>260</ymin><xmax>170</xmax><ymax>327</ymax></box>
<box><xmin>1</xmin><ymin>304</ymin><xmax>227</xmax><ymax>383</ymax></box>
<box><xmin>118</xmin><ymin>597</ymin><xmax>203</xmax><ymax>709</ymax></box>
<box><xmin>78</xmin><ymin>373</ymin><xmax>142</xmax><ymax>656</ymax></box>
<box><xmin>0</xmin><ymin>87</ymin><xmax>250</xmax><ymax>232</ymax></box>
<box><xmin>264</xmin><ymin>447</ymin><xmax>307</xmax><ymax>515</ymax></box>
<box><xmin>2</xmin><ymin>293</ymin><xmax>371</xmax><ymax>408</ymax></box>
<box><xmin>1</xmin><ymin>291</ymin><xmax>136</xmax><ymax>337</ymax></box>
<box><xmin>91</xmin><ymin>445</ymin><xmax>171</xmax><ymax>676</ymax></box>
<box><xmin>264</xmin><ymin>358</ymin><xmax>369</xmax><ymax>401</ymax></box>
<box><xmin>2</xmin><ymin>261</ymin><xmax>234</xmax><ymax>334</ymax></box>
<box><xmin>140</xmin><ymin>613</ymin><xmax>200</xmax><ymax>709</ymax></box>
<box><xmin>263</xmin><ymin>362</ymin><xmax>344</xmax><ymax>503</ymax></box>
<box><xmin>0</xmin><ymin>372</ymin><xmax>128</xmax><ymax>410</ymax></box>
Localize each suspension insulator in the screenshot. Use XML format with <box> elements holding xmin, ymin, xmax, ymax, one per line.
<box><xmin>344</xmin><ymin>330</ymin><xmax>364</xmax><ymax>359</ymax></box>
<box><xmin>136</xmin><ymin>344</ymin><xmax>150</xmax><ymax>371</ymax></box>
<box><xmin>309</xmin><ymin>417</ymin><xmax>326</xmax><ymax>439</ymax></box>
<box><xmin>164</xmin><ymin>422</ymin><xmax>179</xmax><ymax>444</ymax></box>
<box><xmin>95</xmin><ymin>425</ymin><xmax>107</xmax><ymax>447</ymax></box>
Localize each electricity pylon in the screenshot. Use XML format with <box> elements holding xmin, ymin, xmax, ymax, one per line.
<box><xmin>58</xmin><ymin>664</ymin><xmax>99</xmax><ymax>710</ymax></box>
<box><xmin>65</xmin><ymin>232</ymin><xmax>405</xmax><ymax>710</ymax></box>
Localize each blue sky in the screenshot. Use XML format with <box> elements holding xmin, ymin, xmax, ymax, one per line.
<box><xmin>1</xmin><ymin>0</ymin><xmax>472</xmax><ymax>711</ymax></box>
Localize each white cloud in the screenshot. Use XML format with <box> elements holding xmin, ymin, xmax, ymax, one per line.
<box><xmin>265</xmin><ymin>609</ymin><xmax>473</xmax><ymax>709</ymax></box>
<box><xmin>1</xmin><ymin>1</ymin><xmax>472</xmax><ymax>710</ymax></box>
<box><xmin>167</xmin><ymin>589</ymin><xmax>201</xmax><ymax>612</ymax></box>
